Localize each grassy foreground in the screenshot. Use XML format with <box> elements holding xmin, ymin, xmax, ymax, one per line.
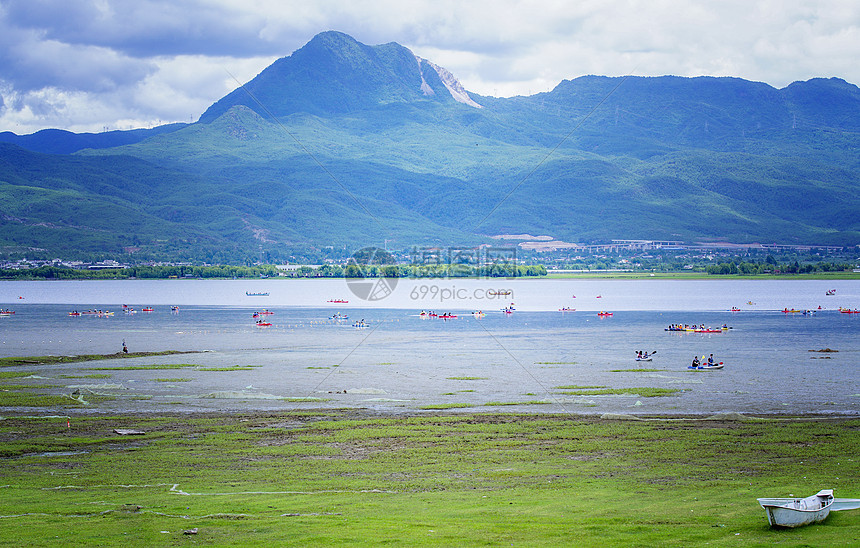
<box><xmin>1</xmin><ymin>412</ymin><xmax>858</xmax><ymax>547</ymax></box>
<box><xmin>0</xmin><ymin>351</ymin><xmax>197</xmax><ymax>368</ymax></box>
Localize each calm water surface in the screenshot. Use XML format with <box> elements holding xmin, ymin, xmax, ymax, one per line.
<box><xmin>1</xmin><ymin>279</ymin><xmax>858</xmax><ymax>416</ymax></box>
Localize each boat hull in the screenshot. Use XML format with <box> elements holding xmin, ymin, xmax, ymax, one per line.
<box><xmin>762</xmin><ymin>505</ymin><xmax>830</xmax><ymax>528</ymax></box>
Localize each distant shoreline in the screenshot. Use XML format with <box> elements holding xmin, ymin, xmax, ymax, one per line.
<box><xmin>545</xmin><ymin>271</ymin><xmax>860</xmax><ymax>280</ymax></box>
<box><xmin>3</xmin><ymin>271</ymin><xmax>858</xmax><ymax>281</ymax></box>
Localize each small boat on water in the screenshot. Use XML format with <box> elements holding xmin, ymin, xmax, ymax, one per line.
<box><xmin>839</xmin><ymin>307</ymin><xmax>860</xmax><ymax>314</ymax></box>
<box><xmin>255</xmin><ymin>309</ymin><xmax>274</xmax><ymax>315</ymax></box>
<box><xmin>141</xmin><ymin>307</ymin><xmax>154</xmax><ymax>312</ymax></box>
<box><xmin>328</xmin><ymin>299</ymin><xmax>349</xmax><ymax>303</ymax></box>
<box><xmin>246</xmin><ymin>291</ymin><xmax>269</xmax><ymax>297</ymax></box>
<box><xmin>79</xmin><ymin>309</ymin><xmax>113</xmax><ymax>316</ymax></box>
<box><xmin>488</xmin><ymin>290</ymin><xmax>512</xmax><ymax>296</ymax></box>
<box><xmin>688</xmin><ymin>362</ymin><xmax>724</xmax><ymax>370</ymax></box>
<box><xmin>597</xmin><ymin>312</ymin><xmax>613</xmax><ymax>317</ymax></box>
<box><xmin>0</xmin><ymin>309</ymin><xmax>15</xmax><ymax>316</ymax></box>
<box><xmin>826</xmin><ymin>289</ymin><xmax>836</xmax><ymax>296</ymax></box>
<box><xmin>666</xmin><ymin>323</ymin><xmax>730</xmax><ymax>332</ymax></box>
<box><xmin>255</xmin><ymin>321</ymin><xmax>272</xmax><ymax>327</ymax></box>
<box><xmin>559</xmin><ymin>307</ymin><xmax>575</xmax><ymax>312</ymax></box>
<box><xmin>756</xmin><ymin>489</ymin><xmax>860</xmax><ymax>527</ymax></box>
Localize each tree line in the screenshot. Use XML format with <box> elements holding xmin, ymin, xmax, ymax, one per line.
<box><xmin>0</xmin><ymin>263</ymin><xmax>547</xmax><ymax>280</ymax></box>
<box><xmin>705</xmin><ymin>260</ymin><xmax>853</xmax><ymax>275</ymax></box>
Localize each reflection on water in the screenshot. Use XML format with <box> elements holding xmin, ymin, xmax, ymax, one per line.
<box><xmin>1</xmin><ymin>298</ymin><xmax>858</xmax><ymax>416</ymax></box>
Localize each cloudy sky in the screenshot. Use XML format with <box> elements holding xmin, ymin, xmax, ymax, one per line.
<box><xmin>1</xmin><ymin>0</ymin><xmax>858</xmax><ymax>134</ymax></box>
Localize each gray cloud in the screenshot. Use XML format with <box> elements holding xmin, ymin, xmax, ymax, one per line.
<box><xmin>2</xmin><ymin>0</ymin><xmax>280</xmax><ymax>57</ymax></box>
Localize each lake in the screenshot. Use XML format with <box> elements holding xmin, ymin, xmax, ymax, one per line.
<box><xmin>1</xmin><ymin>278</ymin><xmax>858</xmax><ymax>416</ymax></box>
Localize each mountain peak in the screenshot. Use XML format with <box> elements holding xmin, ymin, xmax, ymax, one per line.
<box><xmin>199</xmin><ymin>32</ymin><xmax>480</xmax><ymax>123</ymax></box>
<box><xmin>416</xmin><ymin>56</ymin><xmax>482</xmax><ymax>108</ymax></box>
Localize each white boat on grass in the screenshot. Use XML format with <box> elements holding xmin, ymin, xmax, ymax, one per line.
<box><xmin>757</xmin><ymin>489</ymin><xmax>860</xmax><ymax>527</ymax></box>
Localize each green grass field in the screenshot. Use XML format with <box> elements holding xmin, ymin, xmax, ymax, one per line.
<box><xmin>1</xmin><ymin>412</ymin><xmax>857</xmax><ymax>546</ymax></box>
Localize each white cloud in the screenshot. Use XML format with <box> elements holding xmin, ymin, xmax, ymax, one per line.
<box><xmin>1</xmin><ymin>0</ymin><xmax>859</xmax><ymax>133</ymax></box>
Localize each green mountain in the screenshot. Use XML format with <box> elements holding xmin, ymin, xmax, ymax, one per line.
<box><xmin>1</xmin><ymin>31</ymin><xmax>859</xmax><ymax>262</ymax></box>
<box><xmin>0</xmin><ymin>124</ymin><xmax>187</xmax><ymax>154</ymax></box>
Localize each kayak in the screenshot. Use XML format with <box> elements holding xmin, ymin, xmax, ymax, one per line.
<box><xmin>688</xmin><ymin>363</ymin><xmax>724</xmax><ymax>370</ymax></box>
<box><xmin>597</xmin><ymin>312</ymin><xmax>613</xmax><ymax>317</ymax></box>
<box><xmin>255</xmin><ymin>321</ymin><xmax>272</xmax><ymax>327</ymax></box>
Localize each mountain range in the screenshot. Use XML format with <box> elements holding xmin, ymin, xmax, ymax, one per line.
<box><xmin>2</xmin><ymin>30</ymin><xmax>859</xmax><ymax>263</ymax></box>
